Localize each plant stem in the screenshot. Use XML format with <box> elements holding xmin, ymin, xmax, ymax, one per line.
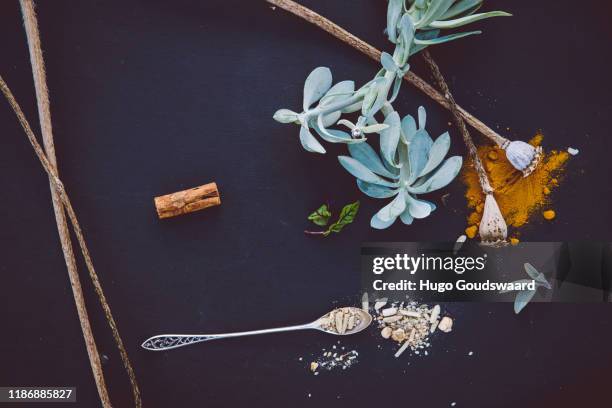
<box><xmin>304</xmin><ymin>230</ymin><xmax>326</xmax><ymax>235</ymax></box>
<box><xmin>18</xmin><ymin>1</ymin><xmax>112</xmax><ymax>406</ymax></box>
<box><xmin>421</xmin><ymin>50</ymin><xmax>493</xmax><ymax>194</ymax></box>
<box><xmin>265</xmin><ymin>0</ymin><xmax>508</xmax><ymax>147</ymax></box>
<box><xmin>15</xmin><ymin>2</ymin><xmax>141</xmax><ymax>406</ymax></box>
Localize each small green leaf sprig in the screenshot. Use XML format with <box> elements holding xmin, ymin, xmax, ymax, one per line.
<box><xmin>305</xmin><ymin>201</ymin><xmax>360</xmax><ymax>236</ymax></box>
<box><xmin>274</xmin><ymin>0</ymin><xmax>510</xmax><ymax>229</ymax></box>
<box><xmin>501</xmin><ymin>263</ymin><xmax>552</xmax><ymax>314</ymax></box>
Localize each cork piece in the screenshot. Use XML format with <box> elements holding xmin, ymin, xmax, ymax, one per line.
<box><xmin>154</xmin><ymin>182</ymin><xmax>220</xmax><ymax>219</ymax></box>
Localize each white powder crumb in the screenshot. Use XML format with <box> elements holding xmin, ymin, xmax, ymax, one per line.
<box><xmin>454</xmin><ymin>235</ymin><xmax>467</xmax><ymax>255</ymax></box>
<box><xmin>298</xmin><ymin>357</ymin><xmax>303</xmax><ymax>361</ymax></box>
<box><xmin>468</xmin><ymin>351</ymin><xmax>474</xmax><ymax>356</ymax></box>
<box><xmin>567</xmin><ymin>147</ymin><xmax>579</xmax><ymax>156</ymax></box>
<box><xmin>307</xmin><ymin>393</ymin><xmax>311</xmax><ymax>398</ymax></box>
<box><xmin>451</xmin><ymin>402</ymin><xmax>456</xmax><ymax>407</ymax></box>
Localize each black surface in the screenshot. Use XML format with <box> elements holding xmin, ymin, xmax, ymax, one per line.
<box><xmin>1</xmin><ymin>1</ymin><xmax>611</xmax><ymax>407</ymax></box>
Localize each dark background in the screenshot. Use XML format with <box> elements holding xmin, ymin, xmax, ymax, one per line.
<box><xmin>1</xmin><ymin>1</ymin><xmax>611</xmax><ymax>407</ymax></box>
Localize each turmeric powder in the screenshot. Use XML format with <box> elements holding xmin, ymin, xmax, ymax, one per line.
<box><xmin>462</xmin><ymin>134</ymin><xmax>569</xmax><ymax>231</ymax></box>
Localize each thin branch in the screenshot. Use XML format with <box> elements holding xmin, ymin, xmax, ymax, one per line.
<box><xmin>18</xmin><ymin>1</ymin><xmax>111</xmax><ymax>406</ymax></box>
<box><xmin>421</xmin><ymin>50</ymin><xmax>493</xmax><ymax>194</ymax></box>
<box><xmin>265</xmin><ymin>0</ymin><xmax>508</xmax><ymax>147</ymax></box>
<box><xmin>17</xmin><ymin>1</ymin><xmax>141</xmax><ymax>406</ymax></box>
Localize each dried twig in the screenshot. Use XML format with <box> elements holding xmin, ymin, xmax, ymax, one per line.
<box><xmin>265</xmin><ymin>0</ymin><xmax>508</xmax><ymax>147</ymax></box>
<box><xmin>17</xmin><ymin>1</ymin><xmax>141</xmax><ymax>406</ymax></box>
<box><xmin>423</xmin><ymin>50</ymin><xmax>508</xmax><ymax>244</ymax></box>
<box><xmin>421</xmin><ymin>50</ymin><xmax>492</xmax><ymax>194</ymax></box>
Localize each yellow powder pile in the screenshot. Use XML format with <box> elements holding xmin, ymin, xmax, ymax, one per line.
<box><xmin>462</xmin><ymin>134</ymin><xmax>569</xmax><ymax>236</ymax></box>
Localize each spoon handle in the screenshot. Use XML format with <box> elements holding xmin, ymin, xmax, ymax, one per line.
<box><xmin>142</xmin><ymin>322</ymin><xmax>316</xmax><ymax>351</ymax></box>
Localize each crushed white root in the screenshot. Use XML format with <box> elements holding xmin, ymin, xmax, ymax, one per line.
<box><xmin>309</xmin><ymin>347</ymin><xmax>359</xmax><ymax>374</ymax></box>
<box><xmin>567</xmin><ymin>147</ymin><xmax>579</xmax><ymax>156</ymax></box>
<box><xmin>374</xmin><ymin>302</ymin><xmax>452</xmax><ymax>357</ymax></box>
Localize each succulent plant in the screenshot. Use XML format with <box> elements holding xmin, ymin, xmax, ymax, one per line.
<box><xmin>273</xmin><ymin>0</ymin><xmax>509</xmax><ymax>228</ymax></box>
<box><xmin>338</xmin><ymin>107</ymin><xmax>462</xmax><ymax>229</ymax></box>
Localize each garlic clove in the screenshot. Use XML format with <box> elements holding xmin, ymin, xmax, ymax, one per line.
<box><xmin>503</xmin><ymin>140</ymin><xmax>543</xmax><ymax>177</ymax></box>
<box><xmin>479</xmin><ymin>193</ymin><xmax>508</xmax><ymax>245</ymax></box>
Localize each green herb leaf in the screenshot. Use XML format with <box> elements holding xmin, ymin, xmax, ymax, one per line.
<box><xmin>324</xmin><ymin>201</ymin><xmax>360</xmax><ymax>236</ymax></box>
<box><xmin>308</xmin><ymin>204</ymin><xmax>332</xmax><ymax>227</ymax></box>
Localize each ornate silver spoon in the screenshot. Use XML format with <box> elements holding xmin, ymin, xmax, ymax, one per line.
<box><xmin>141</xmin><ymin>307</ymin><xmax>372</xmax><ymax>351</ymax></box>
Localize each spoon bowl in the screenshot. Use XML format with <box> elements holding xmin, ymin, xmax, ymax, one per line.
<box><xmin>314</xmin><ymin>307</ymin><xmax>372</xmax><ymax>335</ymax></box>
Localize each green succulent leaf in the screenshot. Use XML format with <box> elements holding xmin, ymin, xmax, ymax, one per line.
<box><xmin>399</xmin><ymin>207</ymin><xmax>414</xmax><ymax>225</ymax></box>
<box><xmin>441</xmin><ymin>0</ymin><xmax>483</xmax><ymax>20</ymax></box>
<box><xmin>348</xmin><ymin>143</ymin><xmax>398</xmax><ymax>179</ymax></box>
<box><xmin>524</xmin><ymin>263</ymin><xmax>552</xmax><ymax>289</ymax></box>
<box><xmin>303</xmin><ymin>67</ymin><xmax>333</xmax><ymax>111</ymax></box>
<box><xmin>406</xmin><ymin>193</ymin><xmax>432</xmax><ymax>219</ymax></box>
<box><xmin>417</xmin><ymin>106</ymin><xmax>427</xmax><ymax>129</ymax></box>
<box><xmin>398</xmin><ymin>15</ymin><xmax>415</xmax><ymax>62</ymax></box>
<box><xmin>273</xmin><ymin>109</ymin><xmax>299</xmax><ymax>124</ymax></box>
<box><xmin>338</xmin><ymin>156</ymin><xmax>398</xmax><ymax>187</ymax></box>
<box><xmin>409</xmin><ymin>30</ymin><xmax>441</xmax><ymax>55</ymax></box>
<box><xmin>414</xmin><ymin>30</ymin><xmax>482</xmax><ymax>45</ymax></box>
<box><xmin>361</xmin><ymin>123</ymin><xmax>390</xmax><ymax>134</ymax></box>
<box><xmin>386</xmin><ymin>0</ymin><xmax>403</xmax><ymax>43</ymax></box>
<box><xmin>371</xmin><ymin>212</ymin><xmax>396</xmax><ymax>229</ymax></box>
<box><xmin>401</xmin><ymin>114</ymin><xmax>417</xmax><ymax>142</ymax></box>
<box><xmin>376</xmin><ymin>189</ymin><xmax>407</xmax><ymax>222</ymax></box>
<box><xmin>308</xmin><ymin>204</ymin><xmax>332</xmax><ymax>227</ymax></box>
<box><xmin>407</xmin><ymin>129</ymin><xmax>434</xmax><ymax>184</ymax></box>
<box><xmin>357</xmin><ymin>180</ymin><xmax>398</xmax><ymax>199</ymax></box>
<box><xmin>299</xmin><ymin>125</ymin><xmax>326</xmax><ymax>154</ymax></box>
<box><xmin>416</xmin><ymin>0</ymin><xmax>454</xmax><ymax>29</ymax></box>
<box><xmin>319</xmin><ymin>80</ymin><xmax>355</xmax><ymax>106</ymax></box>
<box><xmin>381</xmin><ymin>52</ymin><xmax>397</xmax><ymax>73</ymax></box>
<box><xmin>324</xmin><ymin>201</ymin><xmax>360</xmax><ymax>236</ymax></box>
<box><xmin>418</xmin><ymin>131</ymin><xmax>451</xmax><ymax>177</ymax></box>
<box><xmin>514</xmin><ymin>289</ymin><xmax>537</xmax><ymax>314</ymax></box>
<box><xmin>408</xmin><ymin>156</ymin><xmax>463</xmax><ymax>194</ymax></box>
<box><xmin>430</xmin><ymin>11</ymin><xmax>511</xmax><ymax>29</ymax></box>
<box><xmin>314</xmin><ymin>115</ymin><xmax>363</xmax><ymax>144</ymax></box>
<box><xmin>380</xmin><ymin>111</ymin><xmax>401</xmax><ymax>167</ymax></box>
<box><xmin>389</xmin><ymin>75</ymin><xmax>403</xmax><ymax>103</ymax></box>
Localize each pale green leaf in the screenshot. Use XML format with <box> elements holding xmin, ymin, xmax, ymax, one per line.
<box><xmin>414</xmin><ymin>30</ymin><xmax>482</xmax><ymax>45</ymax></box>
<box><xmin>338</xmin><ymin>156</ymin><xmax>398</xmax><ymax>187</ymax></box>
<box><xmin>386</xmin><ymin>0</ymin><xmax>403</xmax><ymax>43</ymax></box>
<box><xmin>441</xmin><ymin>0</ymin><xmax>483</xmax><ymax>20</ymax></box>
<box><xmin>273</xmin><ymin>109</ymin><xmax>299</xmax><ymax>124</ymax></box>
<box><xmin>406</xmin><ymin>129</ymin><xmax>433</xmax><ymax>184</ymax></box>
<box><xmin>406</xmin><ymin>193</ymin><xmax>432</xmax><ymax>219</ymax></box>
<box><xmin>303</xmin><ymin>67</ymin><xmax>332</xmax><ymax>110</ymax></box>
<box><xmin>514</xmin><ymin>289</ymin><xmax>536</xmax><ymax>314</ymax></box>
<box><xmin>380</xmin><ymin>111</ymin><xmax>401</xmax><ymax>167</ymax></box>
<box><xmin>408</xmin><ymin>156</ymin><xmax>463</xmax><ymax>194</ymax></box>
<box><xmin>418</xmin><ymin>132</ymin><xmax>451</xmax><ymax>177</ymax></box>
<box><xmin>299</xmin><ymin>125</ymin><xmax>326</xmax><ymax>154</ymax></box>
<box><xmin>430</xmin><ymin>11</ymin><xmax>511</xmax><ymax>29</ymax></box>
<box><xmin>371</xmin><ymin>212</ymin><xmax>396</xmax><ymax>229</ymax></box>
<box><xmin>376</xmin><ymin>190</ymin><xmax>407</xmax><ymax>222</ymax></box>
<box><xmin>357</xmin><ymin>180</ymin><xmax>398</xmax><ymax>199</ymax></box>
<box><xmin>348</xmin><ymin>143</ymin><xmax>398</xmax><ymax>179</ymax></box>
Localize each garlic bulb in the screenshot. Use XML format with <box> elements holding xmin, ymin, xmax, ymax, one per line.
<box><xmin>479</xmin><ymin>193</ymin><xmax>508</xmax><ymax>245</ymax></box>
<box><xmin>503</xmin><ymin>140</ymin><xmax>543</xmax><ymax>177</ymax></box>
